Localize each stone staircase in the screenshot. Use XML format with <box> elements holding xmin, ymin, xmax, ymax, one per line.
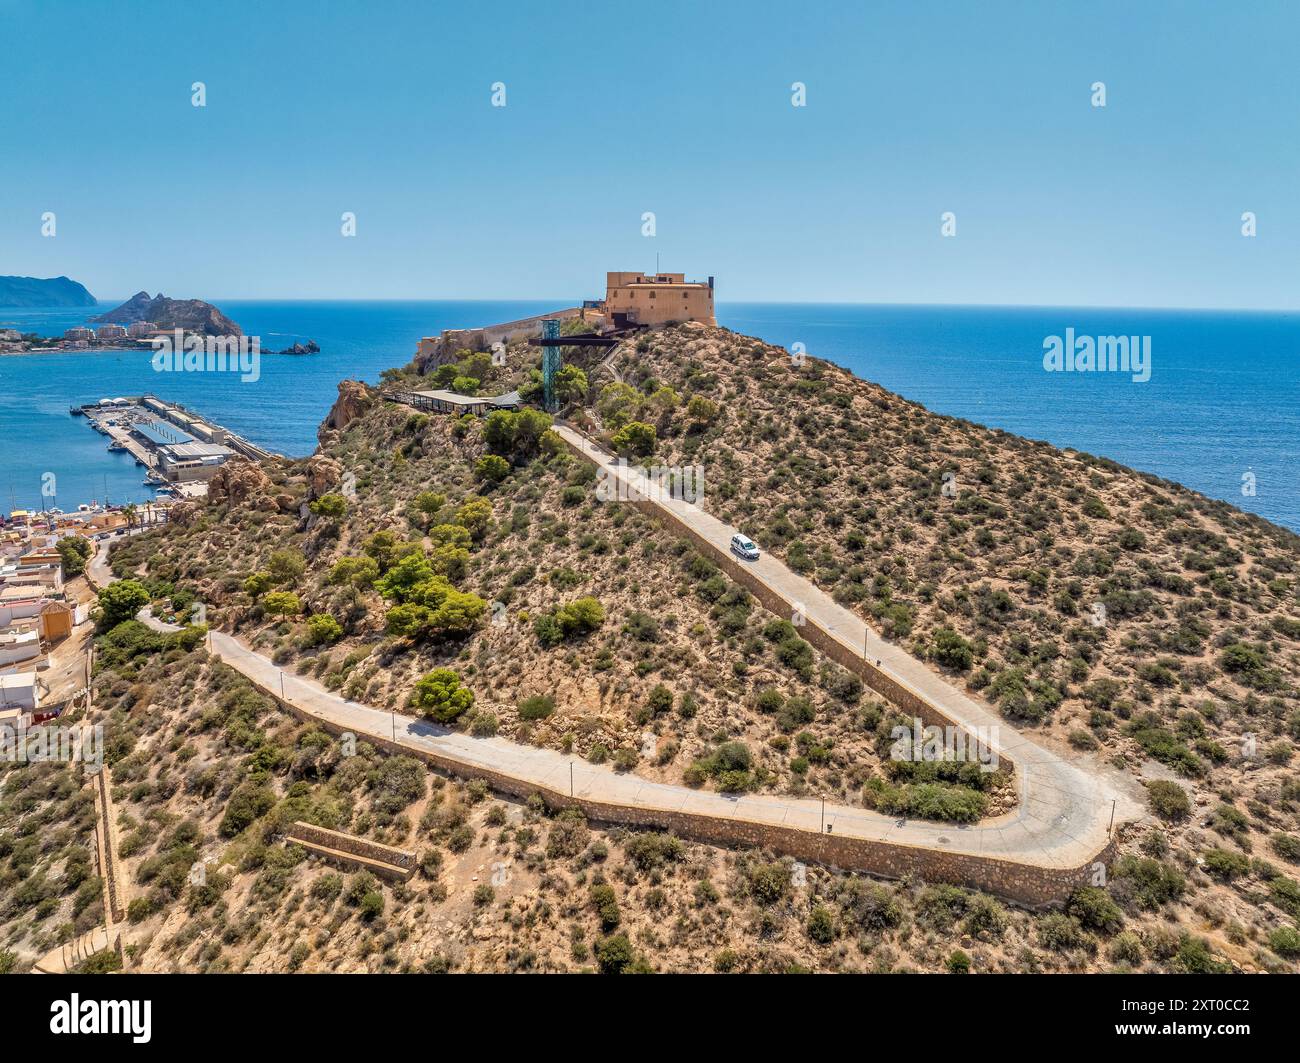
<box><xmin>31</xmin><ymin>926</ymin><xmax>120</xmax><ymax>974</ymax></box>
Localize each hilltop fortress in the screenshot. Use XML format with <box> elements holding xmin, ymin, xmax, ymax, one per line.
<box><xmin>414</xmin><ymin>269</ymin><xmax>716</xmax><ymax>370</ymax></box>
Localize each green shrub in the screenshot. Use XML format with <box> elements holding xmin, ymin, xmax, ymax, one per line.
<box><xmin>590</xmin><ymin>883</ymin><xmax>620</xmax><ymax>931</ymax></box>
<box><xmin>1038</xmin><ymin>913</ymin><xmax>1091</xmax><ymax>952</ymax></box>
<box><xmin>610</xmin><ymin>421</ymin><xmax>656</xmax><ymax>458</ymax></box>
<box><xmin>806</xmin><ymin>905</ymin><xmax>835</xmax><ymax>943</ymax></box>
<box><xmin>931</xmin><ymin>627</ymin><xmax>975</xmax><ymax>670</ymax></box>
<box><xmin>96</xmin><ymin>579</ymin><xmax>149</xmax><ymax>629</ymax></box>
<box><xmin>1108</xmin><ymin>931</ymin><xmax>1144</xmax><ymax>966</ymax></box>
<box><xmin>623</xmin><ymin>832</ymin><xmax>683</xmax><ymax>872</ymax></box>
<box><xmin>1172</xmin><ymin>934</ymin><xmax>1229</xmax><ymax>973</ymax></box>
<box><xmin>329</xmin><ymin>556</ymin><xmax>379</xmax><ymax>588</ymax></box>
<box><xmin>536</xmin><ymin>596</ymin><xmax>605</xmax><ymax>645</ymax></box>
<box><xmin>219</xmin><ymin>783</ymin><xmax>275</xmax><ymax>837</ymax></box>
<box><xmin>312</xmin><ymin>874</ymin><xmax>344</xmax><ymax>901</ymax></box>
<box><xmin>742</xmin><ymin>862</ymin><xmax>790</xmax><ymax>906</ymax></box>
<box><xmin>645</xmin><ymin>684</ymin><xmax>673</xmax><ymax>716</ymax></box>
<box><xmin>309</xmin><ymin>493</ymin><xmax>348</xmax><ymax>519</ymax></box>
<box><xmin>409</xmin><ymin>668</ymin><xmax>474</xmax><ymax>723</ymax></box>
<box><xmin>1269</xmin><ymin>834</ymin><xmax>1300</xmax><ymax>864</ymax></box>
<box><xmin>949</xmin><ymin>894</ymin><xmax>1003</xmax><ymax>941</ymax></box>
<box><xmin>305</xmin><ymin>613</ymin><xmax>343</xmax><ymax>645</ymax></box>
<box><xmin>863</xmin><ymin>777</ymin><xmax>987</xmax><ymax>823</ymax></box>
<box><xmin>1066</xmin><ymin>886</ymin><xmax>1124</xmax><ymax>933</ymax></box>
<box><xmin>475</xmin><ymin>454</ymin><xmax>510</xmax><ymax>483</ymax></box>
<box><xmin>1267</xmin><ymin>926</ymin><xmax>1300</xmax><ymax>958</ymax></box>
<box><xmin>1202</xmin><ymin>848</ymin><xmax>1250</xmax><ymax>881</ymax></box>
<box><xmin>518</xmin><ymin>695</ymin><xmax>554</xmax><ymax>721</ymax></box>
<box><xmin>263</xmin><ymin>591</ymin><xmax>301</xmax><ymax>617</ymax></box>
<box><xmin>1146</xmin><ymin>780</ymin><xmax>1191</xmax><ymax>820</ymax></box>
<box><xmin>1218</xmin><ymin>641</ymin><xmax>1280</xmax><ymax>691</ymax></box>
<box><xmin>1112</xmin><ymin>855</ymin><xmax>1185</xmax><ymax>910</ymax></box>
<box><xmin>126</xmin><ymin>896</ymin><xmax>154</xmax><ymax>924</ymax></box>
<box><xmin>1269</xmin><ymin>876</ymin><xmax>1300</xmax><ymax>919</ymax></box>
<box><xmin>359</xmin><ymin>891</ymin><xmax>384</xmax><ymax>920</ymax></box>
<box><xmin>595</xmin><ymin>933</ymin><xmax>634</xmax><ymax>974</ymax></box>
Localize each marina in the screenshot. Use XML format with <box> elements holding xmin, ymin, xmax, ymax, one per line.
<box><xmin>71</xmin><ymin>395</ymin><xmax>277</xmax><ymax>500</ymax></box>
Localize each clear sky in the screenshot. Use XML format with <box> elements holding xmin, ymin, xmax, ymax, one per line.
<box><xmin>2</xmin><ymin>0</ymin><xmax>1297</xmax><ymax>307</ymax></box>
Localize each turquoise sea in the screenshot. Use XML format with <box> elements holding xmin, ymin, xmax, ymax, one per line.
<box><xmin>0</xmin><ymin>301</ymin><xmax>1296</xmax><ymax>533</ymax></box>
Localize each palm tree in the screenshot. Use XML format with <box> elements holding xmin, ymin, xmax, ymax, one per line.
<box><xmin>123</xmin><ymin>503</ymin><xmax>137</xmax><ymax>529</ymax></box>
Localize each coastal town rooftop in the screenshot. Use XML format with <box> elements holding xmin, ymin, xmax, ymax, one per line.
<box><xmin>134</xmin><ymin>419</ymin><xmax>195</xmax><ymax>447</ymax></box>
<box><xmin>0</xmin><ymin>671</ymin><xmax>38</xmax><ymax>711</ymax></box>
<box><xmin>164</xmin><ymin>442</ymin><xmax>235</xmax><ymax>461</ymax></box>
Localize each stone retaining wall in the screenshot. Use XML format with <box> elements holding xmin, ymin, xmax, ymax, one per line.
<box><xmin>285</xmin><ymin>821</ymin><xmax>416</xmax><ymax>880</ymax></box>
<box><xmin>93</xmin><ymin>765</ymin><xmax>126</xmax><ymax>923</ymax></box>
<box><xmin>242</xmin><ymin>665</ymin><xmax>1103</xmax><ymax>906</ymax></box>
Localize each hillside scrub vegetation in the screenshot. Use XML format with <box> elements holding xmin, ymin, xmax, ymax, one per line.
<box><xmin>55</xmin><ymin>319</ymin><xmax>1300</xmax><ymax>973</ymax></box>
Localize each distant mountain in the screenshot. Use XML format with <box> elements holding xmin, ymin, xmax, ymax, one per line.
<box><xmin>0</xmin><ymin>275</ymin><xmax>97</xmax><ymax>308</ymax></box>
<box><xmin>92</xmin><ymin>291</ymin><xmax>243</xmax><ymax>337</ymax></box>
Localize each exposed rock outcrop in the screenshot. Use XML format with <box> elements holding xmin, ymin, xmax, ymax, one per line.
<box><xmin>206</xmin><ymin>459</ymin><xmax>277</xmax><ymax>510</ymax></box>
<box><xmin>317</xmin><ymin>380</ymin><xmax>373</xmax><ymax>448</ymax></box>
<box><xmin>166</xmin><ymin>501</ymin><xmax>197</xmax><ymax>527</ymax></box>
<box><xmin>306</xmin><ymin>455</ymin><xmax>343</xmax><ymax>498</ymax></box>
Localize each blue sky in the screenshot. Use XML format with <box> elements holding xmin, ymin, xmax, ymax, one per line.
<box><xmin>2</xmin><ymin>0</ymin><xmax>1297</xmax><ymax>306</ymax></box>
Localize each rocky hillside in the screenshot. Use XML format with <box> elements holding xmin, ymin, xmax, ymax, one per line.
<box><xmin>612</xmin><ymin>325</ymin><xmax>1300</xmax><ymax>787</ymax></box>
<box><xmin>0</xmin><ymin>627</ymin><xmax>1284</xmax><ymax>974</ymax></box>
<box><xmin>93</xmin><ymin>291</ymin><xmax>242</xmax><ymax>336</ymax></box>
<box><xmin>6</xmin><ymin>320</ymin><xmax>1300</xmax><ymax>974</ymax></box>
<box><xmin>108</xmin><ymin>385</ymin><xmax>976</xmax><ymax>817</ymax></box>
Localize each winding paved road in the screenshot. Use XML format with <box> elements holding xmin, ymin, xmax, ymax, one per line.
<box><xmin>87</xmin><ymin>433</ymin><xmax>1143</xmax><ymax>900</ymax></box>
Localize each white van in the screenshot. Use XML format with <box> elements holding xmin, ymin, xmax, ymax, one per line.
<box><xmin>730</xmin><ymin>533</ymin><xmax>760</xmax><ymax>561</ymax></box>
